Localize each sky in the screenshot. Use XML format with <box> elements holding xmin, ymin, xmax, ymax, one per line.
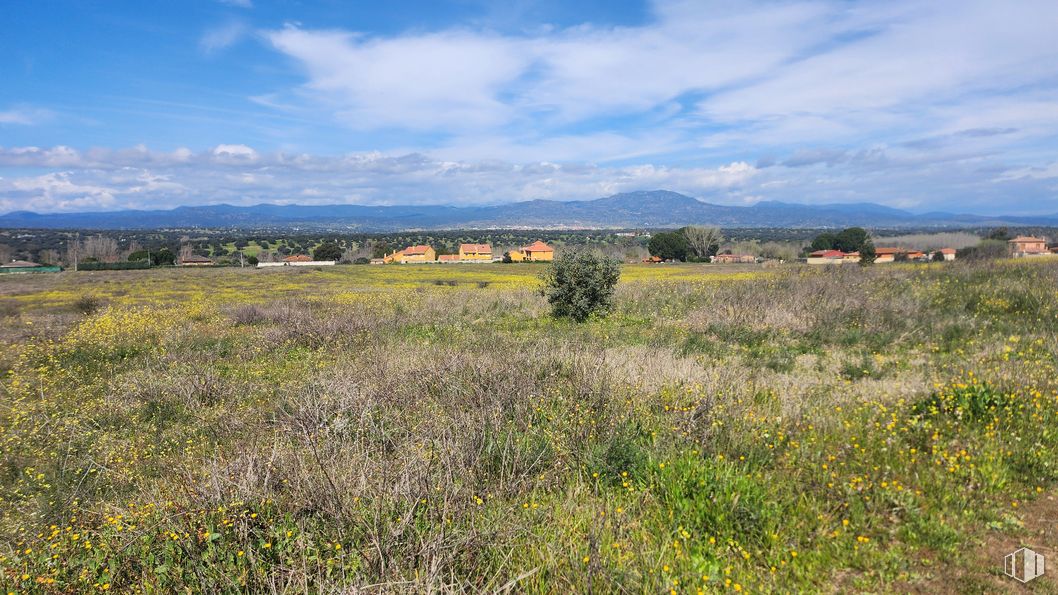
<box><xmin>1</xmin><ymin>0</ymin><xmax>1057</xmax><ymax>215</ymax></box>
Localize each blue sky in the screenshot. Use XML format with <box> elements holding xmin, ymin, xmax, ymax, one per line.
<box><xmin>1</xmin><ymin>0</ymin><xmax>1057</xmax><ymax>215</ymax></box>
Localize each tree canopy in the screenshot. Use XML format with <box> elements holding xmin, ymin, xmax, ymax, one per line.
<box><xmin>648</xmin><ymin>231</ymin><xmax>690</xmax><ymax>261</ymax></box>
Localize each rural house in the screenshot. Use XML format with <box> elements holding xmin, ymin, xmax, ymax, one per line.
<box><xmin>283</xmin><ymin>254</ymin><xmax>313</xmax><ymax>263</ymax></box>
<box><xmin>806</xmin><ymin>249</ymin><xmax>848</xmax><ymax>264</ymax></box>
<box><xmin>521</xmin><ymin>240</ymin><xmax>554</xmax><ymax>261</ymax></box>
<box><xmin>459</xmin><ymin>243</ymin><xmax>492</xmax><ymax>262</ymax></box>
<box><xmin>397</xmin><ymin>245</ymin><xmax>437</xmax><ymax>263</ymax></box>
<box><xmin>438</xmin><ymin>254</ymin><xmax>460</xmax><ymax>263</ymax></box>
<box><xmin>1009</xmin><ymin>236</ymin><xmax>1048</xmax><ymax>257</ymax></box>
<box><xmin>937</xmin><ymin>248</ymin><xmax>956</xmax><ymax>261</ymax></box>
<box><xmin>874</xmin><ymin>247</ymin><xmax>900</xmax><ymax>263</ymax></box>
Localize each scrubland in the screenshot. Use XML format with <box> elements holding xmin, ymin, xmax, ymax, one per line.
<box><xmin>1</xmin><ymin>261</ymin><xmax>1057</xmax><ymax>592</ymax></box>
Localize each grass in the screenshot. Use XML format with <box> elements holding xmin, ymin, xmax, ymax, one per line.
<box><xmin>1</xmin><ymin>260</ymin><xmax>1057</xmax><ymax>591</ymax></box>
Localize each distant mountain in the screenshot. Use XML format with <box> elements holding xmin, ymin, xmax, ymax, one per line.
<box><xmin>2</xmin><ymin>190</ymin><xmax>1057</xmax><ymax>230</ymax></box>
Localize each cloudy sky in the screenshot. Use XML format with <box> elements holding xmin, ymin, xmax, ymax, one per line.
<box><xmin>1</xmin><ymin>0</ymin><xmax>1057</xmax><ymax>215</ymax></box>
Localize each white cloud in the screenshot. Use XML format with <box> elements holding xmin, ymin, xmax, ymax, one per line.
<box><xmin>200</xmin><ymin>21</ymin><xmax>248</xmax><ymax>54</ymax></box>
<box><xmin>0</xmin><ymin>106</ymin><xmax>54</xmax><ymax>126</ymax></box>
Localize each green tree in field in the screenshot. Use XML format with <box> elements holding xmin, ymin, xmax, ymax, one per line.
<box><xmin>809</xmin><ymin>232</ymin><xmax>838</xmax><ymax>251</ymax></box>
<box><xmin>834</xmin><ymin>227</ymin><xmax>869</xmax><ymax>253</ymax></box>
<box><xmin>313</xmin><ymin>242</ymin><xmax>343</xmax><ymax>261</ymax></box>
<box><xmin>153</xmin><ymin>248</ymin><xmax>176</xmax><ymax>266</ymax></box>
<box><xmin>127</xmin><ymin>249</ymin><xmax>150</xmax><ymax>263</ymax></box>
<box><xmin>540</xmin><ymin>250</ymin><xmax>620</xmax><ymax>322</ymax></box>
<box><xmin>648</xmin><ymin>231</ymin><xmax>690</xmax><ymax>261</ymax></box>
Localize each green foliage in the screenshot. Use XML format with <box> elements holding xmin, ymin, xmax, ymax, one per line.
<box><xmin>810</xmin><ymin>232</ymin><xmax>838</xmax><ymax>251</ymax></box>
<box><xmin>647</xmin><ymin>231</ymin><xmax>690</xmax><ymax>261</ymax></box>
<box><xmin>154</xmin><ymin>248</ymin><xmax>177</xmax><ymax>266</ymax></box>
<box><xmin>859</xmin><ymin>241</ymin><xmax>876</xmax><ymax>265</ymax></box>
<box><xmin>540</xmin><ymin>250</ymin><xmax>620</xmax><ymax>321</ymax></box>
<box><xmin>78</xmin><ymin>260</ymin><xmax>151</xmax><ymax>270</ymax></box>
<box><xmin>313</xmin><ymin>242</ymin><xmax>342</xmax><ymax>261</ymax></box>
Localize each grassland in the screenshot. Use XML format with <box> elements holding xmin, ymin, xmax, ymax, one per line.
<box><xmin>1</xmin><ymin>261</ymin><xmax>1057</xmax><ymax>592</ymax></box>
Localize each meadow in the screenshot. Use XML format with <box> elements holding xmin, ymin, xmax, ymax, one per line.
<box><xmin>1</xmin><ymin>260</ymin><xmax>1057</xmax><ymax>592</ymax></box>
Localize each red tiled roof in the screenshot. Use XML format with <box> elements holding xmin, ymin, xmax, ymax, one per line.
<box><xmin>1009</xmin><ymin>236</ymin><xmax>1045</xmax><ymax>243</ymax></box>
<box><xmin>809</xmin><ymin>250</ymin><xmax>844</xmax><ymax>258</ymax></box>
<box><xmin>939</xmin><ymin>248</ymin><xmax>956</xmax><ymax>254</ymax></box>
<box><xmin>875</xmin><ymin>247</ymin><xmax>901</xmax><ymax>255</ymax></box>
<box><xmin>438</xmin><ymin>254</ymin><xmax>459</xmax><ymax>261</ymax></box>
<box><xmin>402</xmin><ymin>245</ymin><xmax>432</xmax><ymax>255</ymax></box>
<box><xmin>460</xmin><ymin>243</ymin><xmax>491</xmax><ymax>253</ymax></box>
<box><xmin>522</xmin><ymin>240</ymin><xmax>553</xmax><ymax>252</ymax></box>
<box><xmin>284</xmin><ymin>254</ymin><xmax>312</xmax><ymax>262</ymax></box>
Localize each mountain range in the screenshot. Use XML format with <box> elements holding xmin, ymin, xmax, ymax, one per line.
<box><xmin>2</xmin><ymin>191</ymin><xmax>1056</xmax><ymax>230</ymax></box>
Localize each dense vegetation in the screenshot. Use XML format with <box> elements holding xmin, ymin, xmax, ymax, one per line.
<box><xmin>1</xmin><ymin>261</ymin><xmax>1058</xmax><ymax>591</ymax></box>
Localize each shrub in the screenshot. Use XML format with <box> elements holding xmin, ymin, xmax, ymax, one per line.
<box><xmin>540</xmin><ymin>250</ymin><xmax>620</xmax><ymax>322</ymax></box>
<box><xmin>648</xmin><ymin>231</ymin><xmax>689</xmax><ymax>261</ymax></box>
<box><xmin>74</xmin><ymin>295</ymin><xmax>103</xmax><ymax>315</ymax></box>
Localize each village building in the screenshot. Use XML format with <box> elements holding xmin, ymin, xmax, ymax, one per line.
<box><xmin>438</xmin><ymin>254</ymin><xmax>460</xmax><ymax>263</ymax></box>
<box><xmin>521</xmin><ymin>240</ymin><xmax>555</xmax><ymax>262</ymax></box>
<box><xmin>382</xmin><ymin>250</ymin><xmax>403</xmax><ymax>264</ymax></box>
<box><xmin>806</xmin><ymin>249</ymin><xmax>847</xmax><ymax>264</ymax></box>
<box><xmin>643</xmin><ymin>255</ymin><xmax>663</xmax><ymax>263</ymax></box>
<box><xmin>712</xmin><ymin>254</ymin><xmax>756</xmax><ymax>264</ymax></box>
<box><xmin>1009</xmin><ymin>236</ymin><xmax>1049</xmax><ymax>257</ymax></box>
<box><xmin>937</xmin><ymin>248</ymin><xmax>956</xmax><ymax>261</ymax></box>
<box><xmin>283</xmin><ymin>254</ymin><xmax>313</xmax><ymax>263</ymax></box>
<box><xmin>842</xmin><ymin>251</ymin><xmax>861</xmax><ymax>263</ymax></box>
<box><xmin>506</xmin><ymin>250</ymin><xmax>526</xmax><ymax>262</ymax></box>
<box><xmin>459</xmin><ymin>243</ymin><xmax>492</xmax><ymax>262</ymax></box>
<box><xmin>396</xmin><ymin>245</ymin><xmax>436</xmax><ymax>263</ymax></box>
<box><xmin>179</xmin><ymin>254</ymin><xmax>215</xmax><ymax>266</ymax></box>
<box><xmin>874</xmin><ymin>247</ymin><xmax>900</xmax><ymax>263</ymax></box>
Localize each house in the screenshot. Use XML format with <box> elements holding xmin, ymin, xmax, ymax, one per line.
<box><xmin>521</xmin><ymin>240</ymin><xmax>555</xmax><ymax>262</ymax></box>
<box><xmin>438</xmin><ymin>254</ymin><xmax>460</xmax><ymax>263</ymax></box>
<box><xmin>506</xmin><ymin>250</ymin><xmax>526</xmax><ymax>262</ymax></box>
<box><xmin>1009</xmin><ymin>236</ymin><xmax>1048</xmax><ymax>257</ymax></box>
<box><xmin>842</xmin><ymin>251</ymin><xmax>861</xmax><ymax>264</ymax></box>
<box><xmin>459</xmin><ymin>243</ymin><xmax>492</xmax><ymax>262</ymax></box>
<box><xmin>397</xmin><ymin>245</ymin><xmax>436</xmax><ymax>263</ymax></box>
<box><xmin>874</xmin><ymin>247</ymin><xmax>900</xmax><ymax>263</ymax></box>
<box><xmin>937</xmin><ymin>248</ymin><xmax>956</xmax><ymax>261</ymax></box>
<box><xmin>643</xmin><ymin>255</ymin><xmax>663</xmax><ymax>263</ymax></box>
<box><xmin>179</xmin><ymin>254</ymin><xmax>214</xmax><ymax>266</ymax></box>
<box><xmin>712</xmin><ymin>254</ymin><xmax>756</xmax><ymax>264</ymax></box>
<box><xmin>905</xmin><ymin>250</ymin><xmax>927</xmax><ymax>261</ymax></box>
<box><xmin>806</xmin><ymin>249</ymin><xmax>847</xmax><ymax>264</ymax></box>
<box><xmin>283</xmin><ymin>254</ymin><xmax>313</xmax><ymax>263</ymax></box>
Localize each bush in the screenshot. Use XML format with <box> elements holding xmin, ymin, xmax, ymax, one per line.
<box><xmin>74</xmin><ymin>295</ymin><xmax>103</xmax><ymax>315</ymax></box>
<box><xmin>540</xmin><ymin>250</ymin><xmax>620</xmax><ymax>322</ymax></box>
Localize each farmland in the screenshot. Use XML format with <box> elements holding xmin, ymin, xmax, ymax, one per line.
<box><xmin>1</xmin><ymin>261</ymin><xmax>1057</xmax><ymax>592</ymax></box>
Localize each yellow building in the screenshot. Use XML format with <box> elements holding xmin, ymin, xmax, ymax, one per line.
<box><xmin>459</xmin><ymin>243</ymin><xmax>492</xmax><ymax>262</ymax></box>
<box><xmin>383</xmin><ymin>250</ymin><xmax>404</xmax><ymax>264</ymax></box>
<box><xmin>521</xmin><ymin>240</ymin><xmax>554</xmax><ymax>261</ymax></box>
<box><xmin>398</xmin><ymin>245</ymin><xmax>436</xmax><ymax>263</ymax></box>
<box><xmin>507</xmin><ymin>249</ymin><xmax>526</xmax><ymax>262</ymax></box>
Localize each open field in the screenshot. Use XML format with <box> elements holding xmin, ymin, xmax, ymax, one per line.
<box><xmin>2</xmin><ymin>261</ymin><xmax>1058</xmax><ymax>592</ymax></box>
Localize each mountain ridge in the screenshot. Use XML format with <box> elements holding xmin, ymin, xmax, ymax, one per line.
<box><xmin>2</xmin><ymin>190</ymin><xmax>1056</xmax><ymax>230</ymax></box>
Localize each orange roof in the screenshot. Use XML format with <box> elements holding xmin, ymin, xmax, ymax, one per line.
<box><xmin>402</xmin><ymin>244</ymin><xmax>432</xmax><ymax>255</ymax></box>
<box><xmin>939</xmin><ymin>248</ymin><xmax>956</xmax><ymax>254</ymax></box>
<box><xmin>460</xmin><ymin>243</ymin><xmax>491</xmax><ymax>253</ymax></box>
<box><xmin>1009</xmin><ymin>236</ymin><xmax>1045</xmax><ymax>243</ymax></box>
<box><xmin>438</xmin><ymin>254</ymin><xmax>459</xmax><ymax>262</ymax></box>
<box><xmin>284</xmin><ymin>254</ymin><xmax>312</xmax><ymax>262</ymax></box>
<box><xmin>522</xmin><ymin>240</ymin><xmax>553</xmax><ymax>252</ymax></box>
<box><xmin>809</xmin><ymin>249</ymin><xmax>844</xmax><ymax>258</ymax></box>
<box><xmin>874</xmin><ymin>247</ymin><xmax>901</xmax><ymax>255</ymax></box>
